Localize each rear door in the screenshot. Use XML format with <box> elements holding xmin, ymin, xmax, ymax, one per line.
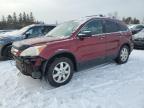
<box><xmin>103</xmin><ymin>19</ymin><xmax>122</xmax><ymax>57</ymax></box>
<box><xmin>75</xmin><ymin>19</ymin><xmax>106</xmax><ymax>62</ymax></box>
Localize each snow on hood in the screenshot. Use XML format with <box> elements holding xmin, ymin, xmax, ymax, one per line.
<box><xmin>12</xmin><ymin>36</ymin><xmax>67</xmax><ymax>50</ymax></box>
<box><xmin>0</xmin><ymin>30</ymin><xmax>21</xmax><ymax>37</ymax></box>
<box><xmin>133</xmin><ymin>29</ymin><xmax>144</xmax><ymax>39</ymax></box>
<box><xmin>0</xmin><ymin>30</ymin><xmax>22</xmax><ymax>40</ymax></box>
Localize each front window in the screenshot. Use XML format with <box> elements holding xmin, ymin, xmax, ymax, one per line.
<box><xmin>46</xmin><ymin>20</ymin><xmax>80</xmax><ymax>37</ymax></box>
<box><xmin>26</xmin><ymin>26</ymin><xmax>43</xmax><ymax>38</ymax></box>
<box><xmin>80</xmin><ymin>20</ymin><xmax>103</xmax><ymax>35</ymax></box>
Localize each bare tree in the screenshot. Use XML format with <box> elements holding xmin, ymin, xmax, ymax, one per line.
<box><xmin>107</xmin><ymin>12</ymin><xmax>119</xmax><ymax>19</ymax></box>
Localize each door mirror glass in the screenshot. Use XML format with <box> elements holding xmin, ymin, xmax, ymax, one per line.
<box><xmin>78</xmin><ymin>31</ymin><xmax>92</xmax><ymax>38</ymax></box>
<box><xmin>25</xmin><ymin>31</ymin><xmax>31</xmax><ymax>38</ymax></box>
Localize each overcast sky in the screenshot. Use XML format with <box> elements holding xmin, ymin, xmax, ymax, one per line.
<box><xmin>0</xmin><ymin>0</ymin><xmax>143</xmax><ymax>24</ymax></box>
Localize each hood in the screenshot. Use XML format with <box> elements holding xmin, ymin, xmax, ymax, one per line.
<box><xmin>133</xmin><ymin>29</ymin><xmax>144</xmax><ymax>40</ymax></box>
<box><xmin>12</xmin><ymin>36</ymin><xmax>66</xmax><ymax>50</ymax></box>
<box><xmin>0</xmin><ymin>30</ymin><xmax>21</xmax><ymax>40</ymax></box>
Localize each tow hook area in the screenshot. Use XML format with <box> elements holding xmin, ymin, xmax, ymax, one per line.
<box><xmin>32</xmin><ymin>71</ymin><xmax>42</xmax><ymax>79</ymax></box>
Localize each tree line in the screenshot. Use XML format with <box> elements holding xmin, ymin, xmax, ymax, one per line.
<box><xmin>122</xmin><ymin>17</ymin><xmax>140</xmax><ymax>24</ymax></box>
<box><xmin>0</xmin><ymin>12</ymin><xmax>42</xmax><ymax>30</ymax></box>
<box><xmin>0</xmin><ymin>12</ymin><xmax>143</xmax><ymax>30</ymax></box>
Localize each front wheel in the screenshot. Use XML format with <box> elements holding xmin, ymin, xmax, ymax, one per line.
<box><xmin>115</xmin><ymin>45</ymin><xmax>130</xmax><ymax>64</ymax></box>
<box><xmin>45</xmin><ymin>57</ymin><xmax>74</xmax><ymax>87</ymax></box>
<box><xmin>3</xmin><ymin>45</ymin><xmax>13</xmax><ymax>59</ymax></box>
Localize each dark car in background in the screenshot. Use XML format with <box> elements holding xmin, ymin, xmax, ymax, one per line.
<box><xmin>12</xmin><ymin>16</ymin><xmax>133</xmax><ymax>87</ymax></box>
<box><xmin>128</xmin><ymin>24</ymin><xmax>144</xmax><ymax>35</ymax></box>
<box><xmin>133</xmin><ymin>29</ymin><xmax>144</xmax><ymax>49</ymax></box>
<box><xmin>0</xmin><ymin>24</ymin><xmax>56</xmax><ymax>59</ymax></box>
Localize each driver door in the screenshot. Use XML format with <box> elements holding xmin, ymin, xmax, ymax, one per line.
<box><xmin>75</xmin><ymin>19</ymin><xmax>106</xmax><ymax>62</ymax></box>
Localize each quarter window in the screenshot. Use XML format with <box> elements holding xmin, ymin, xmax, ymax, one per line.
<box><xmin>80</xmin><ymin>20</ymin><xmax>103</xmax><ymax>35</ymax></box>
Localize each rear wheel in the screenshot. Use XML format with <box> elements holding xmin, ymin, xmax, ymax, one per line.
<box><xmin>45</xmin><ymin>57</ymin><xmax>74</xmax><ymax>87</ymax></box>
<box><xmin>115</xmin><ymin>45</ymin><xmax>130</xmax><ymax>64</ymax></box>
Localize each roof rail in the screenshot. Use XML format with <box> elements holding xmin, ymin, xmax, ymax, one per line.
<box><xmin>86</xmin><ymin>14</ymin><xmax>105</xmax><ymax>18</ymax></box>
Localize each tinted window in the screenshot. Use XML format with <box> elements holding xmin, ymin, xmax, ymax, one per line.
<box><xmin>42</xmin><ymin>26</ymin><xmax>55</xmax><ymax>35</ymax></box>
<box><xmin>135</xmin><ymin>25</ymin><xmax>144</xmax><ymax>29</ymax></box>
<box><xmin>117</xmin><ymin>23</ymin><xmax>128</xmax><ymax>31</ymax></box>
<box><xmin>104</xmin><ymin>20</ymin><xmax>119</xmax><ymax>33</ymax></box>
<box><xmin>80</xmin><ymin>20</ymin><xmax>103</xmax><ymax>35</ymax></box>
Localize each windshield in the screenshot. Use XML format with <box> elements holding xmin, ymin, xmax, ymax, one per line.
<box><xmin>46</xmin><ymin>20</ymin><xmax>80</xmax><ymax>37</ymax></box>
<box><xmin>2</xmin><ymin>25</ymin><xmax>32</xmax><ymax>37</ymax></box>
<box><xmin>16</xmin><ymin>26</ymin><xmax>32</xmax><ymax>35</ymax></box>
<box><xmin>128</xmin><ymin>25</ymin><xmax>136</xmax><ymax>29</ymax></box>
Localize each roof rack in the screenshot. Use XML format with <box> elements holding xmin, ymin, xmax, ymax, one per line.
<box><xmin>86</xmin><ymin>14</ymin><xmax>105</xmax><ymax>18</ymax></box>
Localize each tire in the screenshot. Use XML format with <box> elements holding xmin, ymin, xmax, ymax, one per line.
<box><xmin>45</xmin><ymin>57</ymin><xmax>74</xmax><ymax>87</ymax></box>
<box><xmin>3</xmin><ymin>45</ymin><xmax>13</xmax><ymax>59</ymax></box>
<box><xmin>115</xmin><ymin>45</ymin><xmax>130</xmax><ymax>64</ymax></box>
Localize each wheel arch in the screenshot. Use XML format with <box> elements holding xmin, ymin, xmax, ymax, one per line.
<box><xmin>1</xmin><ymin>43</ymin><xmax>12</xmax><ymax>56</ymax></box>
<box><xmin>42</xmin><ymin>51</ymin><xmax>78</xmax><ymax>76</ymax></box>
<box><xmin>120</xmin><ymin>43</ymin><xmax>131</xmax><ymax>54</ymax></box>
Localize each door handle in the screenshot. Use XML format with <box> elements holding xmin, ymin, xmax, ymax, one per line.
<box><xmin>100</xmin><ymin>36</ymin><xmax>105</xmax><ymax>39</ymax></box>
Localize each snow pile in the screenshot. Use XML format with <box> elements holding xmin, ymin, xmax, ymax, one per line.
<box><xmin>0</xmin><ymin>50</ymin><xmax>144</xmax><ymax>108</ymax></box>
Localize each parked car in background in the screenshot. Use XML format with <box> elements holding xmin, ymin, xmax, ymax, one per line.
<box><xmin>0</xmin><ymin>30</ymin><xmax>16</xmax><ymax>34</ymax></box>
<box><xmin>128</xmin><ymin>24</ymin><xmax>144</xmax><ymax>35</ymax></box>
<box><xmin>133</xmin><ymin>29</ymin><xmax>144</xmax><ymax>49</ymax></box>
<box><xmin>0</xmin><ymin>24</ymin><xmax>56</xmax><ymax>59</ymax></box>
<box><xmin>12</xmin><ymin>16</ymin><xmax>133</xmax><ymax>87</ymax></box>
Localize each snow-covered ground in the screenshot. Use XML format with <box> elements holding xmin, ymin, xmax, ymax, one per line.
<box><xmin>0</xmin><ymin>50</ymin><xmax>144</xmax><ymax>108</ymax></box>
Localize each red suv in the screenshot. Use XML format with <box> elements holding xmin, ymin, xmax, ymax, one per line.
<box><xmin>12</xmin><ymin>16</ymin><xmax>133</xmax><ymax>87</ymax></box>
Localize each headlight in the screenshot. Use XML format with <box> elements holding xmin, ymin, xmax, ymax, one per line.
<box><xmin>20</xmin><ymin>45</ymin><xmax>46</xmax><ymax>57</ymax></box>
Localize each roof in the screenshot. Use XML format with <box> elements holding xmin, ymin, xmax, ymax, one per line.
<box><xmin>28</xmin><ymin>24</ymin><xmax>56</xmax><ymax>27</ymax></box>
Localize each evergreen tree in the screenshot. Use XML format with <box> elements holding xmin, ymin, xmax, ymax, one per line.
<box><xmin>19</xmin><ymin>13</ymin><xmax>23</xmax><ymax>24</ymax></box>
<box><xmin>30</xmin><ymin>12</ymin><xmax>34</xmax><ymax>23</ymax></box>
<box><xmin>7</xmin><ymin>15</ymin><xmax>13</xmax><ymax>24</ymax></box>
<box><xmin>13</xmin><ymin>12</ymin><xmax>17</xmax><ymax>24</ymax></box>
<box><xmin>0</xmin><ymin>16</ymin><xmax>7</xmax><ymax>29</ymax></box>
<box><xmin>0</xmin><ymin>12</ymin><xmax>41</xmax><ymax>29</ymax></box>
<box><xmin>26</xmin><ymin>14</ymin><xmax>30</xmax><ymax>23</ymax></box>
<box><xmin>22</xmin><ymin>12</ymin><xmax>27</xmax><ymax>24</ymax></box>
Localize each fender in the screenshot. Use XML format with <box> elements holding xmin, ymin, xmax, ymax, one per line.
<box><xmin>41</xmin><ymin>49</ymin><xmax>78</xmax><ymax>76</ymax></box>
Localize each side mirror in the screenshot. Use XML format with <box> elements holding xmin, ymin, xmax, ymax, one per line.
<box><xmin>78</xmin><ymin>31</ymin><xmax>92</xmax><ymax>38</ymax></box>
<box><xmin>25</xmin><ymin>32</ymin><xmax>31</xmax><ymax>39</ymax></box>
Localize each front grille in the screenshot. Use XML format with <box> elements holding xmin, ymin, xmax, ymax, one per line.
<box><xmin>16</xmin><ymin>59</ymin><xmax>33</xmax><ymax>76</ymax></box>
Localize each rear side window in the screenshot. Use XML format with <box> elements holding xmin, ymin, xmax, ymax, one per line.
<box><xmin>104</xmin><ymin>20</ymin><xmax>119</xmax><ymax>33</ymax></box>
<box><xmin>80</xmin><ymin>20</ymin><xmax>103</xmax><ymax>35</ymax></box>
<box><xmin>117</xmin><ymin>22</ymin><xmax>128</xmax><ymax>31</ymax></box>
<box><xmin>43</xmin><ymin>26</ymin><xmax>55</xmax><ymax>35</ymax></box>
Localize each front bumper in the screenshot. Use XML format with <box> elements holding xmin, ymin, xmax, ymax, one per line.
<box><xmin>133</xmin><ymin>40</ymin><xmax>144</xmax><ymax>49</ymax></box>
<box><xmin>14</xmin><ymin>56</ymin><xmax>44</xmax><ymax>79</ymax></box>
